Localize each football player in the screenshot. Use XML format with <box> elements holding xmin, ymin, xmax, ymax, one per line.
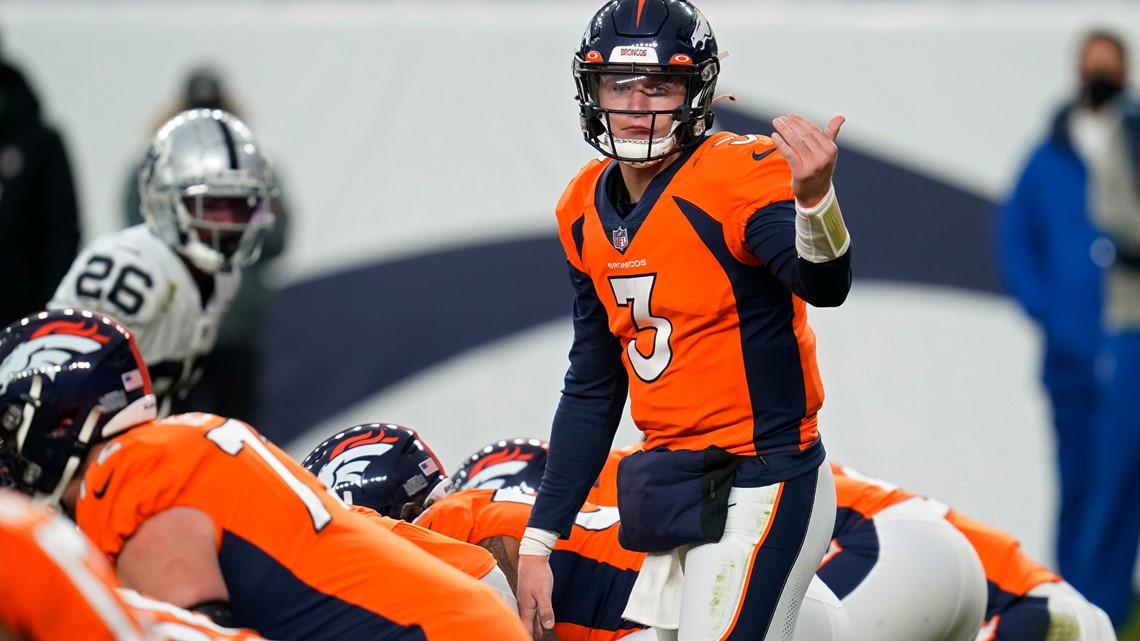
<box><xmin>0</xmin><ymin>488</ymin><xmax>149</xmax><ymax>641</ymax></box>
<box><xmin>583</xmin><ymin>447</ymin><xmax>1115</xmax><ymax>641</ymax></box>
<box><xmin>826</xmin><ymin>465</ymin><xmax>1115</xmax><ymax>641</ymax></box>
<box><xmin>301</xmin><ymin>423</ymin><xmax>518</xmax><ymax>611</ymax></box>
<box><xmin>49</xmin><ymin>109</ymin><xmax>275</xmax><ymax>416</ymax></box>
<box><xmin>518</xmin><ymin>1</ymin><xmax>853</xmax><ymax>639</ymax></box>
<box><xmin>0</xmin><ymin>309</ymin><xmax>530</xmax><ymax>641</ymax></box>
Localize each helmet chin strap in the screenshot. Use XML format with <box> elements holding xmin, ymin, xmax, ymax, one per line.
<box><xmin>40</xmin><ymin>406</ymin><xmax>102</xmax><ymax>508</ymax></box>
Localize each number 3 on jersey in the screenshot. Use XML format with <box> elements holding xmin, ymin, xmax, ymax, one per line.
<box><xmin>609</xmin><ymin>274</ymin><xmax>673</xmax><ymax>382</ymax></box>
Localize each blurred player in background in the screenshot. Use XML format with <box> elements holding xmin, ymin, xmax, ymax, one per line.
<box><xmin>122</xmin><ymin>66</ymin><xmax>290</xmax><ymax>426</ymax></box>
<box><xmin>0</xmin><ymin>309</ymin><xmax>529</xmax><ymax>641</ymax></box>
<box><xmin>517</xmin><ymin>1</ymin><xmax>853</xmax><ymax>639</ymax></box>
<box><xmin>49</xmin><ymin>109</ymin><xmax>276</xmax><ymax>416</ymax></box>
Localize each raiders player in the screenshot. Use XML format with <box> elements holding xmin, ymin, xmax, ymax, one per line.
<box><xmin>50</xmin><ymin>109</ymin><xmax>275</xmax><ymax>415</ymax></box>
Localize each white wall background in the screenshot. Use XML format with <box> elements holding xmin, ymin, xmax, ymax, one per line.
<box><xmin>2</xmin><ymin>0</ymin><xmax>1134</xmax><ymax>571</ymax></box>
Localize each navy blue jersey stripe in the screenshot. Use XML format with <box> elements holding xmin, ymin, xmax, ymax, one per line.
<box><xmin>987</xmin><ymin>589</ymin><xmax>1051</xmax><ymax>641</ymax></box>
<box><xmin>571</xmin><ymin>215</ymin><xmax>586</xmax><ymax>261</ymax></box>
<box><xmin>673</xmin><ymin>196</ymin><xmax>808</xmax><ymax>453</ymax></box>
<box><xmin>218</xmin><ymin>530</ymin><xmax>428</xmax><ymax>641</ymax></box>
<box><xmin>724</xmin><ymin>467</ymin><xmax>818</xmax><ymax>640</ymax></box>
<box><xmin>816</xmin><ymin>506</ymin><xmax>879</xmax><ymax>601</ymax></box>
<box><xmin>549</xmin><ymin>549</ymin><xmax>645</xmax><ymax>632</ymax></box>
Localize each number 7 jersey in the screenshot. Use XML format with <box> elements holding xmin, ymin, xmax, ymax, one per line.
<box><xmin>75</xmin><ymin>413</ymin><xmax>529</xmax><ymax>641</ymax></box>
<box><xmin>556</xmin><ymin>132</ymin><xmax>824</xmax><ymax>457</ymax></box>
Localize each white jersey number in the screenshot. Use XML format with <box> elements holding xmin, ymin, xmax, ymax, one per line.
<box><xmin>491</xmin><ymin>490</ymin><xmax>621</xmax><ymax>532</ymax></box>
<box><xmin>206</xmin><ymin>420</ymin><xmax>333</xmax><ymax>532</ymax></box>
<box><xmin>75</xmin><ymin>255</ymin><xmax>153</xmax><ymax>317</ymax></box>
<box><xmin>609</xmin><ymin>274</ymin><xmax>673</xmax><ymax>382</ymax></box>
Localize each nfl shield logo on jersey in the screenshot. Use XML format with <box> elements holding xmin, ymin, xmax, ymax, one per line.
<box><xmin>612</xmin><ymin>226</ymin><xmax>629</xmax><ymax>250</ymax></box>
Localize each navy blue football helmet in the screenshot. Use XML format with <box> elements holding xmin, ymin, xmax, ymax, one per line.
<box><xmin>574</xmin><ymin>0</ymin><xmax>720</xmax><ymax>163</ymax></box>
<box><xmin>302</xmin><ymin>423</ymin><xmax>447</xmax><ymax>519</ymax></box>
<box><xmin>0</xmin><ymin>309</ymin><xmax>157</xmax><ymax>506</ymax></box>
<box><xmin>450</xmin><ymin>438</ymin><xmax>549</xmax><ymax>493</ymax></box>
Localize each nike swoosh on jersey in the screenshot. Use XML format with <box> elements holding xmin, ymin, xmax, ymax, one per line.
<box><xmin>752</xmin><ymin>148</ymin><xmax>776</xmax><ymax>162</ymax></box>
<box><xmin>92</xmin><ymin>470</ymin><xmax>114</xmax><ymax>499</ymax></box>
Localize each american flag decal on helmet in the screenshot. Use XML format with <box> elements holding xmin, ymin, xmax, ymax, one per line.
<box><xmin>121</xmin><ymin>369</ymin><xmax>145</xmax><ymax>392</ymax></box>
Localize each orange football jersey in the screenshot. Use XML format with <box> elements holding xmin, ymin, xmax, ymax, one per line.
<box><xmin>555</xmin><ymin>132</ymin><xmax>822</xmax><ymax>457</ymax></box>
<box><xmin>350</xmin><ymin>504</ymin><xmax>498</xmax><ymax>579</ymax></box>
<box><xmin>417</xmin><ymin>489</ymin><xmax>646</xmax><ymax>641</ymax></box>
<box><xmin>0</xmin><ymin>490</ymin><xmax>147</xmax><ymax>641</ymax></box>
<box><xmin>76</xmin><ymin>413</ymin><xmax>529</xmax><ymax>641</ymax></box>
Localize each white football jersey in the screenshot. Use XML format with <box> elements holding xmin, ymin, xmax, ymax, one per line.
<box><xmin>49</xmin><ymin>224</ymin><xmax>240</xmax><ymax>415</ymax></box>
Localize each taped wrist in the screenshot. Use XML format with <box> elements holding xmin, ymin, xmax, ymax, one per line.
<box><xmin>795</xmin><ymin>183</ymin><xmax>850</xmax><ymax>263</ymax></box>
<box><xmin>519</xmin><ymin>527</ymin><xmax>559</xmax><ymax>557</ymax></box>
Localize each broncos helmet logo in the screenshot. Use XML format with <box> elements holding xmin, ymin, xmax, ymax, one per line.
<box><xmin>315</xmin><ymin>431</ymin><xmax>400</xmax><ymax>503</ymax></box>
<box><xmin>0</xmin><ymin>321</ymin><xmax>110</xmax><ymax>395</ymax></box>
<box><xmin>461</xmin><ymin>444</ymin><xmax>540</xmax><ymax>491</ymax></box>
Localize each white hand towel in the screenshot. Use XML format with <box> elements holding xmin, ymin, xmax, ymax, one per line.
<box><xmin>622</xmin><ymin>548</ymin><xmax>685</xmax><ymax>629</ymax></box>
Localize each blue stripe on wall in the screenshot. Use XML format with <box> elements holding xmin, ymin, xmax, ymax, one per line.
<box><xmin>260</xmin><ymin>106</ymin><xmax>999</xmax><ymax>446</ymax></box>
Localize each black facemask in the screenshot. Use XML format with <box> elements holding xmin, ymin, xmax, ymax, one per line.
<box><xmin>1082</xmin><ymin>76</ymin><xmax>1124</xmax><ymax>109</ymax></box>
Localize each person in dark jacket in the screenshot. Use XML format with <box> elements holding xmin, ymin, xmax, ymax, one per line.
<box><xmin>0</xmin><ymin>47</ymin><xmax>80</xmax><ymax>326</ymax></box>
<box><xmin>995</xmin><ymin>29</ymin><xmax>1128</xmax><ymax>617</ymax></box>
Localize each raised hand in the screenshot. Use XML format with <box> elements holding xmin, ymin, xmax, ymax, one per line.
<box><xmin>771</xmin><ymin>114</ymin><xmax>845</xmax><ymax>208</ymax></box>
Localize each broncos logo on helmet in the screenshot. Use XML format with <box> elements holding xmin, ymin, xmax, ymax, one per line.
<box><xmin>0</xmin><ymin>309</ymin><xmax>156</xmax><ymax>507</ymax></box>
<box><xmin>451</xmin><ymin>438</ymin><xmax>549</xmax><ymax>493</ymax></box>
<box><xmin>313</xmin><ymin>430</ymin><xmax>401</xmax><ymax>504</ymax></box>
<box><xmin>302</xmin><ymin>423</ymin><xmax>446</xmax><ymax>519</ymax></box>
<box><xmin>0</xmin><ymin>319</ymin><xmax>111</xmax><ymax>395</ymax></box>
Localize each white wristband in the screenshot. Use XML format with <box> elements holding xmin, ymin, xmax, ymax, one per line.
<box><xmin>795</xmin><ymin>183</ymin><xmax>850</xmax><ymax>263</ymax></box>
<box><xmin>519</xmin><ymin>527</ymin><xmax>559</xmax><ymax>557</ymax></box>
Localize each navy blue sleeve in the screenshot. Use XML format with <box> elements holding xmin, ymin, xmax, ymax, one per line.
<box><xmin>528</xmin><ymin>262</ymin><xmax>628</xmax><ymax>538</ymax></box>
<box><xmin>745</xmin><ymin>200</ymin><xmax>852</xmax><ymax>307</ymax></box>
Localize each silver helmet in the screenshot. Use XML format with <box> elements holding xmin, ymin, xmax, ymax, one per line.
<box><xmin>139</xmin><ymin>109</ymin><xmax>275</xmax><ymax>274</ymax></box>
